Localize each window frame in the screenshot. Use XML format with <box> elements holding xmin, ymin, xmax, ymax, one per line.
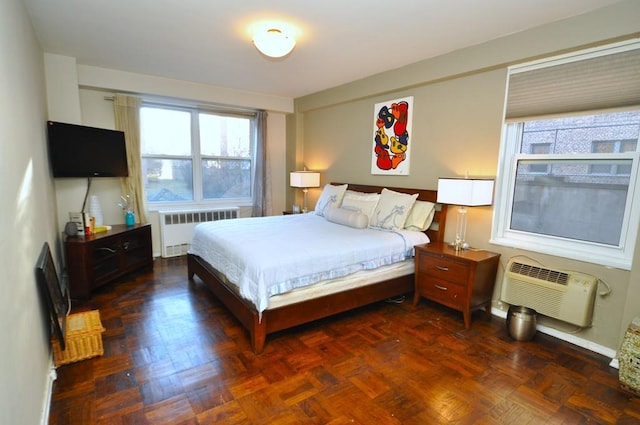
<box><xmin>589</xmin><ymin>140</ymin><xmax>637</xmax><ymax>175</ymax></box>
<box><xmin>140</xmin><ymin>102</ymin><xmax>258</xmax><ymax>212</ymax></box>
<box><xmin>491</xmin><ymin>117</ymin><xmax>640</xmax><ymax>270</ymax></box>
<box><xmin>528</xmin><ymin>143</ymin><xmax>551</xmax><ymax>174</ymax></box>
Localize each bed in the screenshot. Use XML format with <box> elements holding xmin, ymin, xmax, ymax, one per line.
<box><xmin>187</xmin><ymin>183</ymin><xmax>447</xmax><ymax>352</ymax></box>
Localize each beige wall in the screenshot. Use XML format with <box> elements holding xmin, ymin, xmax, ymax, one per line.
<box><xmin>0</xmin><ymin>1</ymin><xmax>59</xmax><ymax>424</ymax></box>
<box><xmin>292</xmin><ymin>0</ymin><xmax>640</xmax><ymax>356</ymax></box>
<box><xmin>45</xmin><ymin>58</ymin><xmax>290</xmax><ymax>257</ymax></box>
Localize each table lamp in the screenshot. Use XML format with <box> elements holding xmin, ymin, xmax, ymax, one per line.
<box><xmin>290</xmin><ymin>171</ymin><xmax>321</xmax><ymax>213</ymax></box>
<box><xmin>437</xmin><ymin>177</ymin><xmax>494</xmax><ymax>250</ymax></box>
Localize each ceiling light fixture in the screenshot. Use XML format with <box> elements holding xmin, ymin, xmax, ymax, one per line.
<box><xmin>252</xmin><ymin>28</ymin><xmax>296</xmax><ymax>58</ymax></box>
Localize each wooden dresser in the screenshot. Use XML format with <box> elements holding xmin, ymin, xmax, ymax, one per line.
<box><xmin>65</xmin><ymin>224</ymin><xmax>152</xmax><ymax>299</ymax></box>
<box><xmin>413</xmin><ymin>242</ymin><xmax>500</xmax><ymax>328</ymax></box>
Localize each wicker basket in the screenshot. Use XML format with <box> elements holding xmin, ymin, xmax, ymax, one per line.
<box><xmin>52</xmin><ymin>310</ymin><xmax>105</xmax><ymax>367</ymax></box>
<box><xmin>619</xmin><ymin>316</ymin><xmax>640</xmax><ymax>396</ymax></box>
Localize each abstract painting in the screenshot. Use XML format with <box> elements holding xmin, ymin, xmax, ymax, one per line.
<box><xmin>371</xmin><ymin>96</ymin><xmax>413</xmax><ymax>175</ymax></box>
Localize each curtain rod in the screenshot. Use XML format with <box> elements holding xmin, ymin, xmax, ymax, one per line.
<box><xmin>103</xmin><ymin>94</ymin><xmax>260</xmax><ymax>115</ymax></box>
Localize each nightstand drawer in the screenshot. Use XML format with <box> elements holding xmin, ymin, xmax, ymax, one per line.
<box><xmin>417</xmin><ymin>275</ymin><xmax>466</xmax><ymax>308</ymax></box>
<box><xmin>417</xmin><ymin>254</ymin><xmax>469</xmax><ymax>283</ymax></box>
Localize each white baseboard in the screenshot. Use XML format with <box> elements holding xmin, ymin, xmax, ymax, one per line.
<box><xmin>491</xmin><ymin>307</ymin><xmax>618</xmax><ymax>367</ymax></box>
<box><xmin>41</xmin><ymin>359</ymin><xmax>57</xmax><ymax>425</ymax></box>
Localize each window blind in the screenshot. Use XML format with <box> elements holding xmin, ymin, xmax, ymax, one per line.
<box><xmin>505</xmin><ymin>40</ymin><xmax>640</xmax><ymax>120</ymax></box>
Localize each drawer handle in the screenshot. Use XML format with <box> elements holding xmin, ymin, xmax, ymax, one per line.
<box><xmin>434</xmin><ymin>284</ymin><xmax>448</xmax><ymax>291</ymax></box>
<box><xmin>435</xmin><ymin>266</ymin><xmax>449</xmax><ymax>271</ymax></box>
<box><xmin>96</xmin><ymin>247</ymin><xmax>116</xmax><ymax>254</ymax></box>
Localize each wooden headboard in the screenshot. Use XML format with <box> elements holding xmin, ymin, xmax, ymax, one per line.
<box><xmin>332</xmin><ymin>183</ymin><xmax>448</xmax><ymax>243</ymax></box>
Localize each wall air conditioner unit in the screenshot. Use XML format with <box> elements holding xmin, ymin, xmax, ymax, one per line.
<box><xmin>500</xmin><ymin>258</ymin><xmax>597</xmax><ymax>327</ymax></box>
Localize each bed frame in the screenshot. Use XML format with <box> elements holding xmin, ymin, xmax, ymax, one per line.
<box><xmin>187</xmin><ymin>183</ymin><xmax>447</xmax><ymax>353</ymax></box>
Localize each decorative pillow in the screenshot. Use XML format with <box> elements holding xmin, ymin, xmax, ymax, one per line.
<box><xmin>369</xmin><ymin>188</ymin><xmax>418</xmax><ymax>230</ymax></box>
<box><xmin>404</xmin><ymin>200</ymin><xmax>436</xmax><ymax>232</ymax></box>
<box><xmin>340</xmin><ymin>190</ymin><xmax>380</xmax><ymax>225</ymax></box>
<box><xmin>324</xmin><ymin>207</ymin><xmax>369</xmax><ymax>229</ymax></box>
<box><xmin>314</xmin><ymin>184</ymin><xmax>348</xmax><ymax>216</ymax></box>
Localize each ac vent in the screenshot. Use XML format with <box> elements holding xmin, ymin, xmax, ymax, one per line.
<box><xmin>501</xmin><ymin>258</ymin><xmax>597</xmax><ymax>327</ymax></box>
<box><xmin>509</xmin><ymin>261</ymin><xmax>569</xmax><ymax>285</ymax></box>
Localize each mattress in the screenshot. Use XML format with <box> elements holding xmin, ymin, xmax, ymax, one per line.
<box><xmin>267</xmin><ymin>260</ymin><xmax>414</xmax><ymax>309</ymax></box>
<box><xmin>188</xmin><ymin>213</ymin><xmax>428</xmax><ymax>313</ymax></box>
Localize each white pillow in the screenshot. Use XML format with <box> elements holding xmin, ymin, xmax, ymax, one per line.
<box><xmin>314</xmin><ymin>184</ymin><xmax>348</xmax><ymax>216</ymax></box>
<box><xmin>341</xmin><ymin>190</ymin><xmax>380</xmax><ymax>225</ymax></box>
<box><xmin>324</xmin><ymin>207</ymin><xmax>369</xmax><ymax>229</ymax></box>
<box><xmin>405</xmin><ymin>200</ymin><xmax>436</xmax><ymax>232</ymax></box>
<box><xmin>369</xmin><ymin>188</ymin><xmax>418</xmax><ymax>230</ymax></box>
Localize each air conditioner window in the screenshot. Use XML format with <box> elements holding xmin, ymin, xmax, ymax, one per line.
<box><xmin>492</xmin><ymin>110</ymin><xmax>640</xmax><ymax>270</ymax></box>
<box><xmin>511</xmin><ymin>157</ymin><xmax>631</xmax><ymax>246</ymax></box>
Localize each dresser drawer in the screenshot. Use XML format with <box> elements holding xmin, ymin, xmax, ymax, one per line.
<box><xmin>417</xmin><ymin>253</ymin><xmax>469</xmax><ymax>283</ymax></box>
<box><xmin>417</xmin><ymin>275</ymin><xmax>466</xmax><ymax>309</ymax></box>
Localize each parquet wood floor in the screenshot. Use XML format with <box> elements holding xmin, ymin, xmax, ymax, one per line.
<box><xmin>49</xmin><ymin>257</ymin><xmax>640</xmax><ymax>424</ymax></box>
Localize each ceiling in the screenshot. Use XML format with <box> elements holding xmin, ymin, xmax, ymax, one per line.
<box><xmin>23</xmin><ymin>0</ymin><xmax>624</xmax><ymax>99</ymax></box>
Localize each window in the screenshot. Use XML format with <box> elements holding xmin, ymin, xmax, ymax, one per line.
<box><xmin>492</xmin><ymin>40</ymin><xmax>640</xmax><ymax>269</ymax></box>
<box><xmin>590</xmin><ymin>140</ymin><xmax>637</xmax><ymax>175</ymax></box>
<box><xmin>528</xmin><ymin>143</ymin><xmax>551</xmax><ymax>173</ymax></box>
<box><xmin>140</xmin><ymin>104</ymin><xmax>257</xmax><ymax>209</ymax></box>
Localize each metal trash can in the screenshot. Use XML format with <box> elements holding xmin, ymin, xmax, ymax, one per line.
<box><xmin>507</xmin><ymin>306</ymin><xmax>537</xmax><ymax>341</ymax></box>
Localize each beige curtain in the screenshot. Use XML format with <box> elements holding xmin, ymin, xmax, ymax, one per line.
<box><xmin>252</xmin><ymin>110</ymin><xmax>271</xmax><ymax>216</ymax></box>
<box><xmin>113</xmin><ymin>94</ymin><xmax>147</xmax><ymax>223</ymax></box>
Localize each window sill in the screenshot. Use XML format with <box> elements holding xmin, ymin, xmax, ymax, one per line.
<box><xmin>147</xmin><ymin>200</ymin><xmax>253</xmax><ymax>213</ymax></box>
<box><xmin>489</xmin><ymin>236</ymin><xmax>631</xmax><ymax>271</ymax></box>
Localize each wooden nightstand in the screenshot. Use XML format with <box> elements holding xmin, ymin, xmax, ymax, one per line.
<box><xmin>413</xmin><ymin>242</ymin><xmax>500</xmax><ymax>329</ymax></box>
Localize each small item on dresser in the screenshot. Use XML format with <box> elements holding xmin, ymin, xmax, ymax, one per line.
<box><xmin>125</xmin><ymin>210</ymin><xmax>135</xmax><ymax>226</ymax></box>
<box><xmin>119</xmin><ymin>194</ymin><xmax>135</xmax><ymax>226</ymax></box>
<box><xmin>83</xmin><ymin>212</ymin><xmax>91</xmax><ymax>234</ymax></box>
<box><xmin>64</xmin><ymin>221</ymin><xmax>78</xmax><ymax>237</ymax></box>
<box><xmin>68</xmin><ymin>212</ymin><xmax>85</xmax><ymax>235</ymax></box>
<box><xmin>87</xmin><ymin>195</ymin><xmax>104</xmax><ymax>227</ymax></box>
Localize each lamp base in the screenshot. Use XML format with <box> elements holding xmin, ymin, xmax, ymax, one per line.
<box><xmin>450</xmin><ymin>241</ymin><xmax>470</xmax><ymax>251</ymax></box>
<box><xmin>302</xmin><ymin>188</ymin><xmax>309</xmax><ymax>213</ymax></box>
<box><xmin>453</xmin><ymin>205</ymin><xmax>469</xmax><ymax>251</ymax></box>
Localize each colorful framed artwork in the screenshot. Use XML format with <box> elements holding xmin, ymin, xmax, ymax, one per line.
<box><xmin>371</xmin><ymin>96</ymin><xmax>413</xmax><ymax>175</ymax></box>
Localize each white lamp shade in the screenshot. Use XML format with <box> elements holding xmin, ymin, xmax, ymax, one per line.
<box><xmin>253</xmin><ymin>28</ymin><xmax>296</xmax><ymax>58</ymax></box>
<box><xmin>437</xmin><ymin>178</ymin><xmax>494</xmax><ymax>206</ymax></box>
<box><xmin>290</xmin><ymin>171</ymin><xmax>320</xmax><ymax>188</ymax></box>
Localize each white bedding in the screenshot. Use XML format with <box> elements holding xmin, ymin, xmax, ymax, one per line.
<box><xmin>188</xmin><ymin>213</ymin><xmax>429</xmax><ymax>314</ymax></box>
<box><xmin>267</xmin><ymin>261</ymin><xmax>415</xmax><ymax>310</ymax></box>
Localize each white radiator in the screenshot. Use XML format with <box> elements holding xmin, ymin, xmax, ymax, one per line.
<box><xmin>159</xmin><ymin>208</ymin><xmax>239</xmax><ymax>258</ymax></box>
<box><xmin>501</xmin><ymin>258</ymin><xmax>598</xmax><ymax>327</ymax></box>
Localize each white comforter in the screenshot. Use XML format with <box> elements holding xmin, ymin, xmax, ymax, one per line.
<box><xmin>188</xmin><ymin>213</ymin><xmax>429</xmax><ymax>314</ymax></box>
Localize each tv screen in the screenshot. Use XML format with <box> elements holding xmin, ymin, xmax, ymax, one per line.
<box><xmin>47</xmin><ymin>121</ymin><xmax>129</xmax><ymax>178</ymax></box>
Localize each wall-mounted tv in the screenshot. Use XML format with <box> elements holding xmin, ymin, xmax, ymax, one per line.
<box><xmin>47</xmin><ymin>121</ymin><xmax>129</xmax><ymax>178</ymax></box>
